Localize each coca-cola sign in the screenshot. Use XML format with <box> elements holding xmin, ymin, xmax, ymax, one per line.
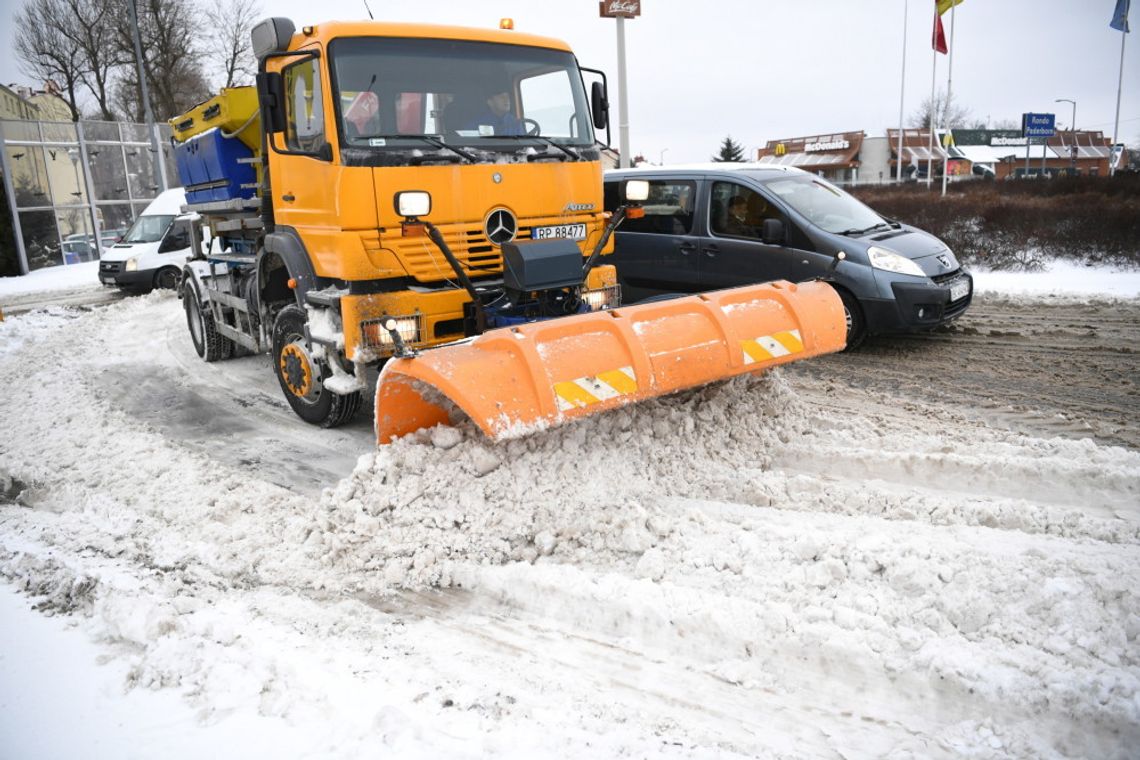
<box><xmin>599</xmin><ymin>0</ymin><xmax>641</xmax><ymax>18</ymax></box>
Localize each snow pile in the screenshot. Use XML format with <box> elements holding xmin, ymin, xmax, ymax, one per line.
<box><xmin>306</xmin><ymin>372</ymin><xmax>805</xmax><ymax>589</ymax></box>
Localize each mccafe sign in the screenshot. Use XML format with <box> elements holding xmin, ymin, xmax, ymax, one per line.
<box><xmin>599</xmin><ymin>0</ymin><xmax>641</xmax><ymax>17</ymax></box>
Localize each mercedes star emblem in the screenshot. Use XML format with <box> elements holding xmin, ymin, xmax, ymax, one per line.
<box><xmin>485</xmin><ymin>209</ymin><xmax>517</xmax><ymax>246</ymax></box>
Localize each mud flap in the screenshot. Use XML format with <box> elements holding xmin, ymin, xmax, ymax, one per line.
<box><xmin>374</xmin><ymin>280</ymin><xmax>846</xmax><ymax>444</ymax></box>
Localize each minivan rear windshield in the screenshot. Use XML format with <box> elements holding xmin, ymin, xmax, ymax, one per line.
<box><xmin>760</xmin><ymin>175</ymin><xmax>884</xmax><ymax>234</ymax></box>
<box><xmin>122</xmin><ymin>214</ymin><xmax>175</xmax><ymax>244</ymax></box>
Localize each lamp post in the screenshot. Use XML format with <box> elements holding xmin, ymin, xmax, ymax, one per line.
<box><xmin>1055</xmin><ymin>98</ymin><xmax>1076</xmax><ymax>171</ymax></box>
<box><xmin>659</xmin><ymin>148</ymin><xmax>668</xmax><ymax>165</ymax></box>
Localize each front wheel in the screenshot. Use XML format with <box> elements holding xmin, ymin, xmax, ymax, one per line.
<box><xmin>271</xmin><ymin>304</ymin><xmax>361</xmax><ymax>428</ymax></box>
<box><xmin>837</xmin><ymin>289</ymin><xmax>867</xmax><ymax>351</ymax></box>
<box><xmin>154</xmin><ymin>267</ymin><xmax>180</xmax><ymax>291</ymax></box>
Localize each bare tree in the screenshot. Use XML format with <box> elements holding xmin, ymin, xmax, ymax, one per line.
<box><xmin>13</xmin><ymin>0</ymin><xmax>85</xmax><ymax>121</ymax></box>
<box><xmin>908</xmin><ymin>89</ymin><xmax>972</xmax><ymax>130</ymax></box>
<box><xmin>203</xmin><ymin>0</ymin><xmax>261</xmax><ymax>89</ymax></box>
<box><xmin>62</xmin><ymin>0</ymin><xmax>129</xmax><ymax>120</ymax></box>
<box><xmin>112</xmin><ymin>0</ymin><xmax>211</xmax><ymax>121</ymax></box>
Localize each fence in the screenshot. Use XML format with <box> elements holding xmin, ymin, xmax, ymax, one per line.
<box><xmin>0</xmin><ymin>118</ymin><xmax>181</xmax><ymax>276</ymax></box>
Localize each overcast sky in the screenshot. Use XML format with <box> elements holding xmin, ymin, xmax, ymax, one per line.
<box><xmin>2</xmin><ymin>0</ymin><xmax>1136</xmax><ymax>162</ymax></box>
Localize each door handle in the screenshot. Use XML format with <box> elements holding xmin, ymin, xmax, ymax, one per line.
<box><xmin>678</xmin><ymin>242</ymin><xmax>697</xmax><ymax>255</ymax></box>
<box><xmin>704</xmin><ymin>244</ymin><xmax>719</xmax><ymax>258</ymax></box>
<box><xmin>281</xmin><ymin>193</ymin><xmax>295</xmax><ymax>202</ymax></box>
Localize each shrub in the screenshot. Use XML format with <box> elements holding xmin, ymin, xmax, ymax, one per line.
<box><xmin>850</xmin><ymin>175</ymin><xmax>1140</xmax><ymax>270</ymax></box>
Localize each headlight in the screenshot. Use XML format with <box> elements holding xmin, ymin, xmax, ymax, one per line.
<box><xmin>394</xmin><ymin>191</ymin><xmax>431</xmax><ymax>218</ymax></box>
<box><xmin>124</xmin><ymin>257</ymin><xmax>138</xmax><ymax>272</ymax></box>
<box><xmin>581</xmin><ymin>284</ymin><xmax>621</xmax><ymax>311</ymax></box>
<box><xmin>361</xmin><ymin>314</ymin><xmax>422</xmax><ymax>350</ymax></box>
<box><xmin>867</xmin><ymin>246</ymin><xmax>925</xmax><ymax>277</ymax></box>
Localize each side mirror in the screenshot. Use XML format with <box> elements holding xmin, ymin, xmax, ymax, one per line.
<box><xmin>256</xmin><ymin>71</ymin><xmax>287</xmax><ymax>134</ymax></box>
<box><xmin>590</xmin><ymin>81</ymin><xmax>608</xmax><ymax>131</ymax></box>
<box><xmin>761</xmin><ymin>218</ymin><xmax>785</xmax><ymax>245</ymax></box>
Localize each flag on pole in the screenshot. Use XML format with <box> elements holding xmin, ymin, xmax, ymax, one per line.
<box><xmin>937</xmin><ymin>0</ymin><xmax>964</xmax><ymax>15</ymax></box>
<box><xmin>1110</xmin><ymin>0</ymin><xmax>1131</xmax><ymax>32</ymax></box>
<box><xmin>933</xmin><ymin>9</ymin><xmax>948</xmax><ymax>53</ymax></box>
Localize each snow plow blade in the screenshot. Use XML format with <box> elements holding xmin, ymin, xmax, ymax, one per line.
<box><xmin>375</xmin><ymin>280</ymin><xmax>846</xmax><ymax>444</ymax></box>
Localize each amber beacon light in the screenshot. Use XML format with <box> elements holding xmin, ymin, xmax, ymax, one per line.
<box><xmin>499</xmin><ymin>18</ymin><xmax>514</xmax><ymax>29</ymax></box>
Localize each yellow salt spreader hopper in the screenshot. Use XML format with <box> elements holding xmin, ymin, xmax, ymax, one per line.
<box><xmin>375</xmin><ymin>279</ymin><xmax>846</xmax><ymax>443</ymax></box>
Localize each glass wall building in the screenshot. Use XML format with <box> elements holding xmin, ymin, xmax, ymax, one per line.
<box><xmin>0</xmin><ymin>118</ymin><xmax>179</xmax><ymax>276</ymax></box>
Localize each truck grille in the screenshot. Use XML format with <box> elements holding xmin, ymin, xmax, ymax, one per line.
<box><xmin>100</xmin><ymin>261</ymin><xmax>124</xmax><ymax>274</ymax></box>
<box><xmin>383</xmin><ymin>215</ymin><xmax>598</xmax><ymax>283</ymax></box>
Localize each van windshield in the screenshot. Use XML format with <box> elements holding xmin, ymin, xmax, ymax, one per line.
<box><xmin>760</xmin><ymin>175</ymin><xmax>885</xmax><ymax>234</ymax></box>
<box><xmin>122</xmin><ymin>214</ymin><xmax>174</xmax><ymax>244</ymax></box>
<box><xmin>329</xmin><ymin>37</ymin><xmax>594</xmax><ymax>150</ymax></box>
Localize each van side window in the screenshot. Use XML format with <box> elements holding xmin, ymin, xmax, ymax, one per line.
<box><xmin>160</xmin><ymin>220</ymin><xmax>191</xmax><ymax>253</ymax></box>
<box><xmin>284</xmin><ymin>56</ymin><xmax>326</xmax><ymax>154</ymax></box>
<box><xmin>607</xmin><ymin>180</ymin><xmax>696</xmax><ymax>235</ymax></box>
<box><xmin>711</xmin><ymin>181</ymin><xmax>782</xmax><ymax>239</ymax></box>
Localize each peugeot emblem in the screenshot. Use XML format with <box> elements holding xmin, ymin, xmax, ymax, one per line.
<box><xmin>492</xmin><ymin>172</ymin><xmax>502</xmax><ymax>184</ymax></box>
<box><xmin>937</xmin><ymin>254</ymin><xmax>952</xmax><ymax>269</ymax></box>
<box><xmin>485</xmin><ymin>208</ymin><xmax>517</xmax><ymax>246</ymax></box>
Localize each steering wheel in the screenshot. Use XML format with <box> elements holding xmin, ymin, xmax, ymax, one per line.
<box><xmin>522</xmin><ymin>118</ymin><xmax>541</xmax><ymax>136</ymax></box>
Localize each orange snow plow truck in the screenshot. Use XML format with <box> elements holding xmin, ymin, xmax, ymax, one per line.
<box><xmin>171</xmin><ymin>17</ymin><xmax>846</xmax><ymax>444</ymax></box>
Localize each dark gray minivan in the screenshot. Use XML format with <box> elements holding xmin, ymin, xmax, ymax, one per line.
<box><xmin>604</xmin><ymin>164</ymin><xmax>972</xmax><ymax>346</ymax></box>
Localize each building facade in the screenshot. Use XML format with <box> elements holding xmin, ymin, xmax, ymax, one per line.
<box><xmin>755</xmin><ymin>131</ymin><xmax>866</xmax><ymax>184</ymax></box>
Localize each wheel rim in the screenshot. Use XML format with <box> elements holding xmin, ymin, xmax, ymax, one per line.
<box><xmin>157</xmin><ymin>269</ymin><xmax>177</xmax><ymax>289</ymax></box>
<box><xmin>279</xmin><ymin>337</ymin><xmax>320</xmax><ymax>403</ymax></box>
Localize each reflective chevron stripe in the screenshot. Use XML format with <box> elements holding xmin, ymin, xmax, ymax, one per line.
<box><xmin>741</xmin><ymin>329</ymin><xmax>804</xmax><ymax>365</ymax></box>
<box><xmin>554</xmin><ymin>366</ymin><xmax>638</xmax><ymax>412</ymax></box>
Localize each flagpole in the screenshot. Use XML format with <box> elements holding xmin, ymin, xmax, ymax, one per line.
<box><xmin>927</xmin><ymin>36</ymin><xmax>936</xmax><ymax>188</ymax></box>
<box><xmin>1111</xmin><ymin>25</ymin><xmax>1126</xmax><ymax>176</ymax></box>
<box><xmin>941</xmin><ymin>2</ymin><xmax>956</xmax><ymax>196</ymax></box>
<box><xmin>897</xmin><ymin>0</ymin><xmax>908</xmax><ymax>183</ymax></box>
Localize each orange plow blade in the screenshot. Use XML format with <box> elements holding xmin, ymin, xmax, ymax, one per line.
<box><xmin>375</xmin><ymin>280</ymin><xmax>846</xmax><ymax>444</ymax></box>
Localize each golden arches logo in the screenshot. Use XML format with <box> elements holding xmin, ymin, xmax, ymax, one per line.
<box><xmin>775</xmin><ymin>143</ymin><xmax>787</xmax><ymax>156</ymax></box>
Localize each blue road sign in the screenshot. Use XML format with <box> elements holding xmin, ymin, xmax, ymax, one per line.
<box><xmin>1022</xmin><ymin>113</ymin><xmax>1056</xmax><ymax>138</ymax></box>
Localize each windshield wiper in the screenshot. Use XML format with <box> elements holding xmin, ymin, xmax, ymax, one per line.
<box><xmin>352</xmin><ymin>134</ymin><xmax>477</xmax><ymax>163</ymax></box>
<box><xmin>477</xmin><ymin>134</ymin><xmax>582</xmax><ymax>161</ymax></box>
<box><xmin>838</xmin><ymin>222</ymin><xmax>892</xmax><ymax>237</ymax></box>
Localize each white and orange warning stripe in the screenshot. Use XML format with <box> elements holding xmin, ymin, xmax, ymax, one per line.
<box><xmin>553</xmin><ymin>366</ymin><xmax>639</xmax><ymax>411</ymax></box>
<box><xmin>740</xmin><ymin>329</ymin><xmax>804</xmax><ymax>365</ymax></box>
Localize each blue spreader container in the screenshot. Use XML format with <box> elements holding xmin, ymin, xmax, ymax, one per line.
<box><xmin>174</xmin><ymin>128</ymin><xmax>256</xmax><ymax>204</ymax></box>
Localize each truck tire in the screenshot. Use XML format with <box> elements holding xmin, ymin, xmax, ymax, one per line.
<box><xmin>183</xmin><ymin>278</ymin><xmax>234</xmax><ymax>362</ymax></box>
<box><xmin>838</xmin><ymin>288</ymin><xmax>867</xmax><ymax>350</ymax></box>
<box><xmin>271</xmin><ymin>305</ymin><xmax>361</xmax><ymax>428</ymax></box>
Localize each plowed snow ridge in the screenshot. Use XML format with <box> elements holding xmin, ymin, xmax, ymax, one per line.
<box><xmin>1</xmin><ymin>294</ymin><xmax>1138</xmax><ymax>759</ymax></box>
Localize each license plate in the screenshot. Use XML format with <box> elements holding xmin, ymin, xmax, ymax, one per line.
<box><xmin>99</xmin><ymin>275</ymin><xmax>114</xmax><ymax>284</ymax></box>
<box><xmin>533</xmin><ymin>223</ymin><xmax>587</xmax><ymax>241</ymax></box>
<box><xmin>949</xmin><ymin>278</ymin><xmax>970</xmax><ymax>302</ymax></box>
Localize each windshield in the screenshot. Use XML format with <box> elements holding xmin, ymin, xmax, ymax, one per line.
<box><xmin>760</xmin><ymin>175</ymin><xmax>884</xmax><ymax>234</ymax></box>
<box><xmin>329</xmin><ymin>37</ymin><xmax>593</xmax><ymax>152</ymax></box>
<box><xmin>122</xmin><ymin>214</ymin><xmax>174</xmax><ymax>244</ymax></box>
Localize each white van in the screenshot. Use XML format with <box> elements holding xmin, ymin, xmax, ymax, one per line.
<box><xmin>98</xmin><ymin>188</ymin><xmax>206</xmax><ymax>291</ymax></box>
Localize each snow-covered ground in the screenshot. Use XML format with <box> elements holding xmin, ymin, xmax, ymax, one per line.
<box><xmin>1</xmin><ymin>263</ymin><xmax>1138</xmax><ymax>758</ymax></box>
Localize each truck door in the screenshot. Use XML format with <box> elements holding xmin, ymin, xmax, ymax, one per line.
<box><xmin>606</xmin><ymin>177</ymin><xmax>702</xmax><ymax>292</ymax></box>
<box><xmin>699</xmin><ymin>180</ymin><xmax>823</xmax><ymax>289</ymax></box>
<box><xmin>269</xmin><ymin>49</ymin><xmax>340</xmax><ymax>248</ymax></box>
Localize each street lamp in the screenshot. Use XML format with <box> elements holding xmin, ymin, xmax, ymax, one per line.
<box><xmin>1055</xmin><ymin>98</ymin><xmax>1077</xmax><ymax>171</ymax></box>
<box><xmin>659</xmin><ymin>147</ymin><xmax>668</xmax><ymax>165</ymax></box>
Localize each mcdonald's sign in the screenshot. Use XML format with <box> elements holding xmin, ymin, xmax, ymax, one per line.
<box><xmin>775</xmin><ymin>143</ymin><xmax>787</xmax><ymax>156</ymax></box>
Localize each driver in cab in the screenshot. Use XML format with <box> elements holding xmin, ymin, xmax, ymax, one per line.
<box><xmin>463</xmin><ymin>88</ymin><xmax>523</xmax><ymax>135</ymax></box>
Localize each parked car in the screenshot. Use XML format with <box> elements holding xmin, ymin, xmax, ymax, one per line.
<box><xmin>98</xmin><ymin>189</ymin><xmax>208</xmax><ymax>291</ymax></box>
<box><xmin>604</xmin><ymin>164</ymin><xmax>972</xmax><ymax>347</ymax></box>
